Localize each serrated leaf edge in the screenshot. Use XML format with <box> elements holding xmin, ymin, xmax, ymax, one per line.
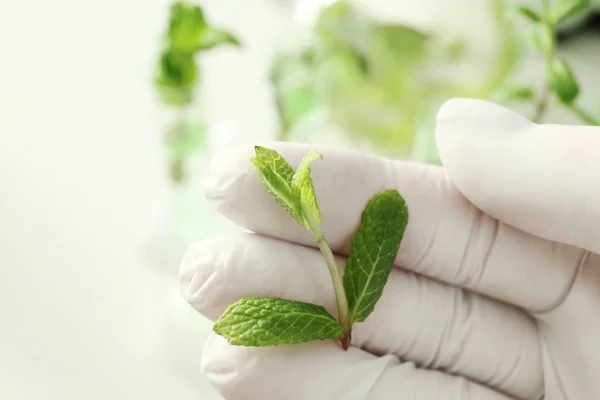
<box><xmin>213</xmin><ymin>297</ymin><xmax>344</xmax><ymax>347</ymax></box>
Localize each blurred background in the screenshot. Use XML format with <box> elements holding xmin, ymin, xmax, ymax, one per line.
<box><xmin>1</xmin><ymin>0</ymin><xmax>599</xmax><ymax>398</ymax></box>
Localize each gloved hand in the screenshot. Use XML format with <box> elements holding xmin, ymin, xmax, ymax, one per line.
<box><xmin>180</xmin><ymin>98</ymin><xmax>600</xmax><ymax>400</ymax></box>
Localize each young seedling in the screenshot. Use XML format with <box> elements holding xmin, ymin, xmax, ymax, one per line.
<box><xmin>213</xmin><ymin>146</ymin><xmax>408</xmax><ymax>350</ymax></box>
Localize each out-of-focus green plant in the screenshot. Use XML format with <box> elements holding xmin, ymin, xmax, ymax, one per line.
<box><xmin>493</xmin><ymin>0</ymin><xmax>599</xmax><ymax>124</ymax></box>
<box><xmin>312</xmin><ymin>5</ymin><xmax>438</xmax><ymax>154</ymax></box>
<box><xmin>154</xmin><ymin>1</ymin><xmax>241</xmax><ymax>182</ymax></box>
<box><xmin>156</xmin><ymin>1</ymin><xmax>240</xmax><ymax>107</ymax></box>
<box><xmin>271</xmin><ymin>0</ymin><xmax>600</xmax><ymax>164</ymax></box>
<box><xmin>269</xmin><ymin>0</ymin><xmax>525</xmax><ymax>163</ymax></box>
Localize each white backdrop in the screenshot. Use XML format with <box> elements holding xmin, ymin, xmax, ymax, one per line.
<box><xmin>1</xmin><ymin>1</ymin><xmax>599</xmax><ymax>399</ymax></box>
<box><xmin>0</xmin><ymin>1</ymin><xmax>290</xmax><ymax>399</ymax></box>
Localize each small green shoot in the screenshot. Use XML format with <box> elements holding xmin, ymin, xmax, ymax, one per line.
<box><xmin>155</xmin><ymin>1</ymin><xmax>241</xmax><ymax>108</ymax></box>
<box><xmin>213</xmin><ymin>147</ymin><xmax>409</xmax><ymax>350</ymax></box>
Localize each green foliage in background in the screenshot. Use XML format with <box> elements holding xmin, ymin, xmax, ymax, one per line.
<box><xmin>311</xmin><ymin>4</ymin><xmax>438</xmax><ymax>154</ymax></box>
<box><xmin>155</xmin><ymin>1</ymin><xmax>241</xmax><ymax>107</ymax></box>
<box><xmin>495</xmin><ymin>0</ymin><xmax>598</xmax><ymax>124</ymax></box>
<box><xmin>154</xmin><ymin>1</ymin><xmax>241</xmax><ymax>183</ymax></box>
<box><xmin>270</xmin><ymin>0</ymin><xmax>598</xmax><ymax>164</ymax></box>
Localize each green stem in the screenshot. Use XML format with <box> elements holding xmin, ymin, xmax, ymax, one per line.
<box><xmin>532</xmin><ymin>85</ymin><xmax>551</xmax><ymax>123</ymax></box>
<box><xmin>315</xmin><ymin>234</ymin><xmax>351</xmax><ymax>349</ymax></box>
<box><xmin>170</xmin><ymin>155</ymin><xmax>185</xmax><ymax>183</ymax></box>
<box><xmin>273</xmin><ymin>91</ymin><xmax>291</xmax><ymax>142</ymax></box>
<box><xmin>541</xmin><ymin>0</ymin><xmax>550</xmax><ymax>15</ymax></box>
<box><xmin>532</xmin><ymin>0</ymin><xmax>555</xmax><ymax>123</ymax></box>
<box><xmin>567</xmin><ymin>103</ymin><xmax>600</xmax><ymax>125</ymax></box>
<box><xmin>277</xmin><ymin>127</ymin><xmax>291</xmax><ymax>142</ymax></box>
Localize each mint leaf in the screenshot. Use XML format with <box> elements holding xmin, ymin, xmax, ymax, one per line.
<box><xmin>252</xmin><ymin>147</ymin><xmax>324</xmax><ymax>234</ymax></box>
<box><xmin>344</xmin><ymin>189</ymin><xmax>408</xmax><ymax>327</ymax></box>
<box><xmin>292</xmin><ymin>151</ymin><xmax>323</xmax><ymax>232</ymax></box>
<box><xmin>198</xmin><ymin>28</ymin><xmax>241</xmax><ymax>50</ymax></box>
<box><xmin>551</xmin><ymin>0</ymin><xmax>590</xmax><ymax>24</ymax></box>
<box><xmin>154</xmin><ymin>49</ymin><xmax>199</xmax><ymax>106</ymax></box>
<box><xmin>251</xmin><ymin>146</ymin><xmax>303</xmax><ymax>226</ymax></box>
<box><xmin>155</xmin><ymin>49</ymin><xmax>199</xmax><ymax>88</ymax></box>
<box><xmin>550</xmin><ymin>58</ymin><xmax>580</xmax><ymax>104</ymax></box>
<box><xmin>214</xmin><ymin>297</ymin><xmax>343</xmax><ymax>346</ymax></box>
<box><xmin>530</xmin><ymin>22</ymin><xmax>555</xmax><ymax>56</ymax></box>
<box><xmin>506</xmin><ymin>5</ymin><xmax>542</xmax><ymax>22</ymax></box>
<box><xmin>489</xmin><ymin>86</ymin><xmax>535</xmax><ymax>104</ymax></box>
<box><xmin>167</xmin><ymin>1</ymin><xmax>206</xmax><ymax>53</ymax></box>
<box><xmin>516</xmin><ymin>5</ymin><xmax>542</xmax><ymax>22</ymax></box>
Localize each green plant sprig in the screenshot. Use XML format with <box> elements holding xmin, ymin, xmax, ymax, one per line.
<box><xmin>154</xmin><ymin>1</ymin><xmax>241</xmax><ymax>183</ymax></box>
<box><xmin>213</xmin><ymin>147</ymin><xmax>409</xmax><ymax>350</ymax></box>
<box><xmin>497</xmin><ymin>0</ymin><xmax>599</xmax><ymax>125</ymax></box>
<box><xmin>155</xmin><ymin>1</ymin><xmax>241</xmax><ymax>108</ymax></box>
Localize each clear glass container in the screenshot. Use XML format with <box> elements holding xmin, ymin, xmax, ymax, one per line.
<box><xmin>143</xmin><ymin>105</ymin><xmax>237</xmax><ymax>274</ymax></box>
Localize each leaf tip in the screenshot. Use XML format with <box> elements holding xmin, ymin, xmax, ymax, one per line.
<box><xmin>379</xmin><ymin>188</ymin><xmax>400</xmax><ymax>196</ymax></box>
<box><xmin>373</xmin><ymin>188</ymin><xmax>405</xmax><ymax>206</ymax></box>
<box><xmin>253</xmin><ymin>146</ymin><xmax>269</xmax><ymax>162</ymax></box>
<box><xmin>301</xmin><ymin>150</ymin><xmax>323</xmax><ymax>164</ymax></box>
<box><xmin>254</xmin><ymin>145</ymin><xmax>279</xmax><ymax>160</ymax></box>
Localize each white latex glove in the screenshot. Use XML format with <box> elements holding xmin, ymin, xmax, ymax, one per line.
<box><xmin>180</xmin><ymin>98</ymin><xmax>600</xmax><ymax>400</ymax></box>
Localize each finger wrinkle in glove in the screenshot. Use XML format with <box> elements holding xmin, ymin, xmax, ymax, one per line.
<box><xmin>179</xmin><ymin>237</ymin><xmax>237</xmax><ymax>320</ymax></box>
